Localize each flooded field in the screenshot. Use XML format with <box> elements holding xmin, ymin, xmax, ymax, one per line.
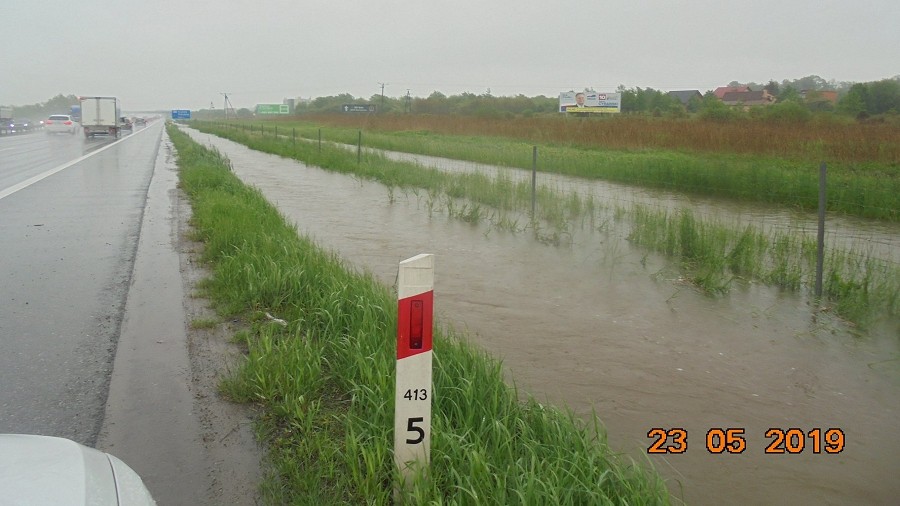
<box><xmin>182</xmin><ymin>127</ymin><xmax>899</xmax><ymax>505</ymax></box>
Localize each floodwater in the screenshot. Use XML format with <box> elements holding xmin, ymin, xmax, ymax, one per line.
<box><xmin>182</xmin><ymin>127</ymin><xmax>899</xmax><ymax>505</ymax></box>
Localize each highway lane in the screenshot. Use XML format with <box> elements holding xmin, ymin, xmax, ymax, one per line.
<box><xmin>0</xmin><ymin>122</ymin><xmax>162</xmax><ymax>446</ymax></box>
<box><xmin>0</xmin><ymin>130</ymin><xmax>93</xmax><ymax>189</ymax></box>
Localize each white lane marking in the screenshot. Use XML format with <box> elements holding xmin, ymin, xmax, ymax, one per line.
<box><xmin>0</xmin><ymin>128</ymin><xmax>151</xmax><ymax>201</ymax></box>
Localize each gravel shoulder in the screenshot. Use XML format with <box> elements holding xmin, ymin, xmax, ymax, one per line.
<box><xmin>97</xmin><ymin>132</ymin><xmax>264</xmax><ymax>505</ymax></box>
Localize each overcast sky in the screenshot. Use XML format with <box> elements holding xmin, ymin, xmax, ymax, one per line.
<box><xmin>2</xmin><ymin>0</ymin><xmax>898</xmax><ymax>111</ymax></box>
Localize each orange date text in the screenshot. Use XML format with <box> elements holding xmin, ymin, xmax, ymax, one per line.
<box><xmin>647</xmin><ymin>427</ymin><xmax>845</xmax><ymax>454</ymax></box>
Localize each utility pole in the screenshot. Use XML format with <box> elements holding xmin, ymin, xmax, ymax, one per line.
<box><xmin>221</xmin><ymin>92</ymin><xmax>230</xmax><ymax>120</ymax></box>
<box><xmin>378</xmin><ymin>82</ymin><xmax>386</xmax><ymax>113</ymax></box>
<box><xmin>406</xmin><ymin>89</ymin><xmax>411</xmax><ymax>114</ymax></box>
<box><xmin>220</xmin><ymin>92</ymin><xmax>236</xmax><ymax>120</ymax></box>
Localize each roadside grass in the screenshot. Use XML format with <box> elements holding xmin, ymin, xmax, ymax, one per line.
<box><xmin>189</xmin><ymin>121</ymin><xmax>899</xmax><ymax>330</ymax></box>
<box><xmin>168</xmin><ymin>124</ymin><xmax>670</xmax><ymax>504</ymax></box>
<box><xmin>209</xmin><ymin>118</ymin><xmax>899</xmax><ymax>221</ymax></box>
<box><xmin>189</xmin><ymin>318</ymin><xmax>219</xmax><ymax>329</ymax></box>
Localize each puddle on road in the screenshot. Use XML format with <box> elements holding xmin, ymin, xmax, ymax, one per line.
<box><xmin>183</xmin><ymin>128</ymin><xmax>899</xmax><ymax>505</ymax></box>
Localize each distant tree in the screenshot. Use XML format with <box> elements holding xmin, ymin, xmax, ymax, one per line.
<box><xmin>699</xmin><ymin>94</ymin><xmax>738</xmax><ymax>121</ymax></box>
<box><xmin>295</xmin><ymin>93</ymin><xmax>360</xmax><ymax>114</ymax></box>
<box><xmin>802</xmin><ymin>90</ymin><xmax>834</xmax><ymax>112</ymax></box>
<box><xmin>686</xmin><ymin>94</ymin><xmax>704</xmax><ymax>113</ymax></box>
<box><xmin>413</xmin><ymin>91</ymin><xmax>450</xmax><ymax>114</ymax></box>
<box><xmin>836</xmin><ymin>79</ymin><xmax>900</xmax><ymax>116</ymax></box>
<box><xmin>618</xmin><ymin>87</ymin><xmax>679</xmax><ymax>114</ymax></box>
<box><xmin>783</xmin><ymin>75</ymin><xmax>829</xmax><ymax>92</ymax></box>
<box><xmin>764</xmin><ymin>80</ymin><xmax>780</xmax><ymax>96</ymax></box>
<box><xmin>836</xmin><ymin>84</ymin><xmax>868</xmax><ymax>116</ymax></box>
<box><xmin>367</xmin><ymin>94</ymin><xmax>402</xmax><ymax>114</ymax></box>
<box><xmin>778</xmin><ymin>85</ymin><xmax>801</xmax><ymax>103</ymax></box>
<box><xmin>867</xmin><ymin>78</ymin><xmax>900</xmax><ymax>114</ymax></box>
<box><xmin>45</xmin><ymin>94</ymin><xmax>79</xmax><ymax>114</ymax></box>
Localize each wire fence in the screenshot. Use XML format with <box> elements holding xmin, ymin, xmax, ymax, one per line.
<box><xmin>213</xmin><ymin>121</ymin><xmax>899</xmax><ymax>268</ymax></box>
<box><xmin>196</xmin><ymin>120</ymin><xmax>899</xmax><ymax>326</ymax></box>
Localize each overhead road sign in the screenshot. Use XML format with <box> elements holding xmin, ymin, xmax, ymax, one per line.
<box><xmin>342</xmin><ymin>104</ymin><xmax>376</xmax><ymax>113</ymax></box>
<box><xmin>256</xmin><ymin>104</ymin><xmax>290</xmax><ymax>115</ymax></box>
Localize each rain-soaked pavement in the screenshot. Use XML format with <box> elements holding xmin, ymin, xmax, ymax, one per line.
<box><xmin>0</xmin><ymin>126</ymin><xmax>159</xmax><ymax>445</ymax></box>
<box><xmin>182</xmin><ymin>126</ymin><xmax>899</xmax><ymax>505</ymax></box>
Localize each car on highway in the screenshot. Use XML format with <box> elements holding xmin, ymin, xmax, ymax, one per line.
<box><xmin>13</xmin><ymin>118</ymin><xmax>36</xmax><ymax>132</ymax></box>
<box><xmin>0</xmin><ymin>434</ymin><xmax>157</xmax><ymax>505</ymax></box>
<box><xmin>44</xmin><ymin>114</ymin><xmax>79</xmax><ymax>135</ymax></box>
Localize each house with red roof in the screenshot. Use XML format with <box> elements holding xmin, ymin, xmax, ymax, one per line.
<box><xmin>713</xmin><ymin>86</ymin><xmax>750</xmax><ymax>100</ymax></box>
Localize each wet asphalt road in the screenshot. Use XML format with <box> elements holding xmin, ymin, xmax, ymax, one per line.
<box><xmin>0</xmin><ymin>123</ymin><xmax>162</xmax><ymax>446</ymax></box>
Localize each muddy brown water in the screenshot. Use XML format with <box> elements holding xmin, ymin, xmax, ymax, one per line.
<box><xmin>183</xmin><ymin>127</ymin><xmax>899</xmax><ymax>505</ymax></box>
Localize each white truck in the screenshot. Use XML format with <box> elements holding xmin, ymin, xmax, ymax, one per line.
<box><xmin>79</xmin><ymin>96</ymin><xmax>122</xmax><ymax>138</ymax></box>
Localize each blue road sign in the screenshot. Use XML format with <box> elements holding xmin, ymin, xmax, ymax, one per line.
<box><xmin>171</xmin><ymin>109</ymin><xmax>191</xmax><ymax>120</ymax></box>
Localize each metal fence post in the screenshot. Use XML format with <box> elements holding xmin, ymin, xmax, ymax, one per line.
<box><xmin>815</xmin><ymin>162</ymin><xmax>826</xmax><ymax>298</ymax></box>
<box><xmin>531</xmin><ymin>146</ymin><xmax>537</xmax><ymax>219</ymax></box>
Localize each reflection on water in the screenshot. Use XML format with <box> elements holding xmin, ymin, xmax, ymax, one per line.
<box><xmin>182</xmin><ymin>127</ymin><xmax>899</xmax><ymax>506</ymax></box>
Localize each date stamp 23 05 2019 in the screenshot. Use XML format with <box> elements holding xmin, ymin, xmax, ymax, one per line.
<box><xmin>647</xmin><ymin>428</ymin><xmax>845</xmax><ymax>454</ymax></box>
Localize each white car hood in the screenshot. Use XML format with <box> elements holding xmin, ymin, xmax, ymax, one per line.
<box><xmin>0</xmin><ymin>434</ymin><xmax>155</xmax><ymax>505</ymax></box>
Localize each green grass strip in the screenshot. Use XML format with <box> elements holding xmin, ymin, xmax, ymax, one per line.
<box><xmin>168</xmin><ymin>124</ymin><xmax>670</xmax><ymax>504</ymax></box>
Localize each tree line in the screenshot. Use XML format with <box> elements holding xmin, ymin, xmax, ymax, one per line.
<box><xmin>7</xmin><ymin>75</ymin><xmax>898</xmax><ymax>122</ymax></box>
<box><xmin>293</xmin><ymin>75</ymin><xmax>900</xmax><ymax>120</ymax></box>
<box><xmin>1</xmin><ymin>94</ymin><xmax>80</xmax><ymax>121</ymax></box>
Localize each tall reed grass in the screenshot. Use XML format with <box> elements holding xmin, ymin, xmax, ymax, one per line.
<box><xmin>169</xmin><ymin>125</ymin><xmax>670</xmax><ymax>504</ymax></box>
<box><xmin>627</xmin><ymin>205</ymin><xmax>900</xmax><ymax>327</ymax></box>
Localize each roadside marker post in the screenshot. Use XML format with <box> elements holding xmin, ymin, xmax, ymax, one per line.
<box><xmin>394</xmin><ymin>254</ymin><xmax>434</xmax><ymax>488</ymax></box>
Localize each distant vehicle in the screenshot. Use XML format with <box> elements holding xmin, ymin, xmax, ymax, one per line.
<box><xmin>0</xmin><ymin>434</ymin><xmax>157</xmax><ymax>505</ymax></box>
<box><xmin>0</xmin><ymin>108</ymin><xmax>11</xmax><ymax>134</ymax></box>
<box><xmin>80</xmin><ymin>96</ymin><xmax>121</xmax><ymax>138</ymax></box>
<box><xmin>44</xmin><ymin>114</ymin><xmax>78</xmax><ymax>135</ymax></box>
<box><xmin>135</xmin><ymin>117</ymin><xmax>147</xmax><ymax>126</ymax></box>
<box><xmin>121</xmin><ymin>116</ymin><xmax>133</xmax><ymax>131</ymax></box>
<box><xmin>13</xmin><ymin>119</ymin><xmax>35</xmax><ymax>132</ymax></box>
<box><xmin>70</xmin><ymin>104</ymin><xmax>82</xmax><ymax>122</ymax></box>
<box><xmin>0</xmin><ymin>118</ymin><xmax>33</xmax><ymax>134</ymax></box>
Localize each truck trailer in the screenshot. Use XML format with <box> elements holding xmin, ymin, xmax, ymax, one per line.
<box><xmin>79</xmin><ymin>96</ymin><xmax>121</xmax><ymax>138</ymax></box>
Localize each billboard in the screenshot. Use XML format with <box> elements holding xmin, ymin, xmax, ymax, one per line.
<box><xmin>256</xmin><ymin>104</ymin><xmax>290</xmax><ymax>115</ymax></box>
<box><xmin>559</xmin><ymin>91</ymin><xmax>621</xmax><ymax>114</ymax></box>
